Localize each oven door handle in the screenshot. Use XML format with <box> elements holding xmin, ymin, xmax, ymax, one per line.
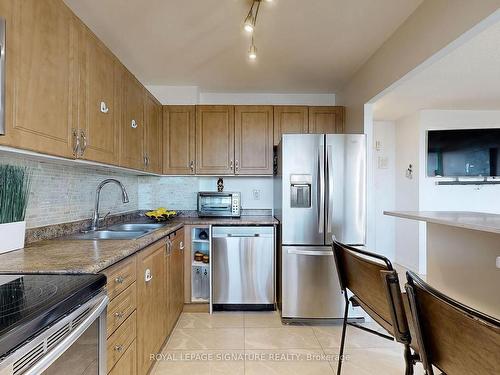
<box><xmin>24</xmin><ymin>294</ymin><xmax>109</xmax><ymax>375</ymax></box>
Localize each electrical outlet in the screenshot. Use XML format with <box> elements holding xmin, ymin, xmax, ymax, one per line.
<box><xmin>252</xmin><ymin>189</ymin><xmax>261</xmax><ymax>200</ymax></box>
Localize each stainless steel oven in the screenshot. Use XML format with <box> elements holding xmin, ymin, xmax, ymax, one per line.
<box><xmin>0</xmin><ymin>293</ymin><xmax>108</xmax><ymax>375</ymax></box>
<box><xmin>197</xmin><ymin>192</ymin><xmax>241</xmax><ymax>217</ymax></box>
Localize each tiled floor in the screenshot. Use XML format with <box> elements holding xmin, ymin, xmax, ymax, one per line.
<box><xmin>151</xmin><ymin>311</ymin><xmax>425</xmax><ymax>375</ymax></box>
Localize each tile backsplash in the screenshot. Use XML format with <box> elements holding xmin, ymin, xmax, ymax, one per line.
<box><xmin>0</xmin><ymin>153</ymin><xmax>273</xmax><ymax>229</ymax></box>
<box><xmin>0</xmin><ymin>154</ymin><xmax>139</xmax><ymax>228</ymax></box>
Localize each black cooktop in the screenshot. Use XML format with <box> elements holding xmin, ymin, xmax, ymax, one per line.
<box><xmin>0</xmin><ymin>273</ymin><xmax>106</xmax><ymax>359</ymax></box>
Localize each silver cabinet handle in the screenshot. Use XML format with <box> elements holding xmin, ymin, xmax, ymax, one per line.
<box><xmin>72</xmin><ymin>128</ymin><xmax>80</xmax><ymax>157</ymax></box>
<box><xmin>190</xmin><ymin>160</ymin><xmax>195</xmax><ymax>173</ymax></box>
<box><xmin>113</xmin><ymin>311</ymin><xmax>124</xmax><ymax>319</ymax></box>
<box><xmin>114</xmin><ymin>345</ymin><xmax>124</xmax><ymax>352</ymax></box>
<box><xmin>100</xmin><ymin>101</ymin><xmax>109</xmax><ymax>114</ymax></box>
<box><xmin>287</xmin><ymin>249</ymin><xmax>333</xmax><ymax>256</ymax></box>
<box><xmin>180</xmin><ymin>241</ymin><xmax>184</xmax><ymax>250</ymax></box>
<box><xmin>131</xmin><ymin>119</ymin><xmax>138</xmax><ymax>129</ymax></box>
<box><xmin>80</xmin><ymin>130</ymin><xmax>87</xmax><ymax>156</ymax></box>
<box><xmin>235</xmin><ymin>160</ymin><xmax>239</xmax><ymax>173</ymax></box>
<box><xmin>230</xmin><ymin>159</ymin><xmax>234</xmax><ymax>170</ymax></box>
<box><xmin>144</xmin><ymin>268</ymin><xmax>153</xmax><ymax>282</ymax></box>
<box><xmin>143</xmin><ymin>155</ymin><xmax>148</xmax><ymax>167</ymax></box>
<box><xmin>114</xmin><ymin>276</ymin><xmax>124</xmax><ymax>284</ymax></box>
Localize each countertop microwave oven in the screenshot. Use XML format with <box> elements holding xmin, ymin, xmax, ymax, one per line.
<box><xmin>197</xmin><ymin>192</ymin><xmax>241</xmax><ymax>217</ymax></box>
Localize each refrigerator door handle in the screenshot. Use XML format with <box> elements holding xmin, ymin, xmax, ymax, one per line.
<box><xmin>318</xmin><ymin>146</ymin><xmax>325</xmax><ymax>234</ymax></box>
<box><xmin>327</xmin><ymin>145</ymin><xmax>333</xmax><ymax>233</ymax></box>
<box><xmin>287</xmin><ymin>249</ymin><xmax>333</xmax><ymax>256</ymax></box>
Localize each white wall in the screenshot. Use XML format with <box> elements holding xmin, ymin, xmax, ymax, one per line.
<box><xmin>394</xmin><ymin>113</ymin><xmax>421</xmax><ymax>270</ymax></box>
<box><xmin>372</xmin><ymin>121</ymin><xmax>396</xmax><ymax>260</ymax></box>
<box><xmin>199</xmin><ymin>92</ymin><xmax>335</xmax><ymax>106</ymax></box>
<box><xmin>145</xmin><ymin>85</ymin><xmax>335</xmax><ymax>106</ymax></box>
<box><xmin>138</xmin><ymin>176</ymin><xmax>273</xmax><ymax>211</ymax></box>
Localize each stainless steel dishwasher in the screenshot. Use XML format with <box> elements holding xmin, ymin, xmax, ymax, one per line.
<box><xmin>212</xmin><ymin>226</ymin><xmax>274</xmax><ymax>310</ymax></box>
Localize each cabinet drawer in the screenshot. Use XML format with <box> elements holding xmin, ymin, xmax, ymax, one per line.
<box><xmin>109</xmin><ymin>340</ymin><xmax>137</xmax><ymax>375</ymax></box>
<box><xmin>103</xmin><ymin>256</ymin><xmax>137</xmax><ymax>300</ymax></box>
<box><xmin>107</xmin><ymin>311</ymin><xmax>136</xmax><ymax>372</ymax></box>
<box><xmin>107</xmin><ymin>282</ymin><xmax>137</xmax><ymax>337</ymax></box>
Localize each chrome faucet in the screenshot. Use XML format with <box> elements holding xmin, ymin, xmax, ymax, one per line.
<box><xmin>91</xmin><ymin>179</ymin><xmax>129</xmax><ymax>231</ymax></box>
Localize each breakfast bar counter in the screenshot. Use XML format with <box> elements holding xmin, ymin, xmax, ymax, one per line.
<box><xmin>385</xmin><ymin>211</ymin><xmax>500</xmax><ymax>319</ymax></box>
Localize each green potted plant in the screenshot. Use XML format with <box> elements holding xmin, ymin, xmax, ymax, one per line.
<box><xmin>0</xmin><ymin>165</ymin><xmax>31</xmax><ymax>254</ymax></box>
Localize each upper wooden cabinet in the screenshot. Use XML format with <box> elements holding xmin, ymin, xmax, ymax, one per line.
<box><xmin>120</xmin><ymin>71</ymin><xmax>145</xmax><ymax>170</ymax></box>
<box><xmin>76</xmin><ymin>22</ymin><xmax>119</xmax><ymax>165</ymax></box>
<box><xmin>195</xmin><ymin>105</ymin><xmax>235</xmax><ymax>175</ymax></box>
<box><xmin>308</xmin><ymin>106</ymin><xmax>345</xmax><ymax>134</ymax></box>
<box><xmin>0</xmin><ymin>0</ymin><xmax>77</xmax><ymax>157</ymax></box>
<box><xmin>144</xmin><ymin>94</ymin><xmax>162</xmax><ymax>174</ymax></box>
<box><xmin>163</xmin><ymin>106</ymin><xmax>196</xmax><ymax>175</ymax></box>
<box><xmin>235</xmin><ymin>106</ymin><xmax>274</xmax><ymax>175</ymax></box>
<box><xmin>273</xmin><ymin>106</ymin><xmax>308</xmax><ymax>146</ymax></box>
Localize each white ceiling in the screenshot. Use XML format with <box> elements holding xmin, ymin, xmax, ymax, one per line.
<box><xmin>64</xmin><ymin>0</ymin><xmax>421</xmax><ymax>93</ymax></box>
<box><xmin>373</xmin><ymin>19</ymin><xmax>500</xmax><ymax>121</ymax></box>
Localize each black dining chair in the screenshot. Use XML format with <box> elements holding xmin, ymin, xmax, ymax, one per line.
<box><xmin>405</xmin><ymin>271</ymin><xmax>500</xmax><ymax>375</ymax></box>
<box><xmin>332</xmin><ymin>239</ymin><xmax>419</xmax><ymax>375</ymax></box>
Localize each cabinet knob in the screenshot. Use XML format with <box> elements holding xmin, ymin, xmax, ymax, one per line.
<box><xmin>114</xmin><ymin>276</ymin><xmax>124</xmax><ymax>284</ymax></box>
<box><xmin>180</xmin><ymin>241</ymin><xmax>184</xmax><ymax>250</ymax></box>
<box><xmin>113</xmin><ymin>311</ymin><xmax>124</xmax><ymax>319</ymax></box>
<box><xmin>114</xmin><ymin>345</ymin><xmax>124</xmax><ymax>352</ymax></box>
<box><xmin>131</xmin><ymin>119</ymin><xmax>138</xmax><ymax>129</ymax></box>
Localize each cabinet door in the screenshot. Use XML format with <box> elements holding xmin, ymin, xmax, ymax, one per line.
<box><xmin>120</xmin><ymin>71</ymin><xmax>145</xmax><ymax>170</ymax></box>
<box><xmin>0</xmin><ymin>0</ymin><xmax>77</xmax><ymax>157</ymax></box>
<box><xmin>144</xmin><ymin>94</ymin><xmax>162</xmax><ymax>173</ymax></box>
<box><xmin>234</xmin><ymin>106</ymin><xmax>273</xmax><ymax>175</ymax></box>
<box><xmin>273</xmin><ymin>106</ymin><xmax>308</xmax><ymax>146</ymax></box>
<box><xmin>163</xmin><ymin>106</ymin><xmax>196</xmax><ymax>175</ymax></box>
<box><xmin>308</xmin><ymin>106</ymin><xmax>345</xmax><ymax>134</ymax></box>
<box><xmin>195</xmin><ymin>105</ymin><xmax>234</xmax><ymax>175</ymax></box>
<box><xmin>77</xmin><ymin>23</ymin><xmax>118</xmax><ymax>164</ymax></box>
<box><xmin>166</xmin><ymin>231</ymin><xmax>184</xmax><ymax>333</ymax></box>
<box><xmin>137</xmin><ymin>241</ymin><xmax>166</xmax><ymax>375</ymax></box>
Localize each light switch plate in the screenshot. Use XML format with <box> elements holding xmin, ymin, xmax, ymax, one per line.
<box><xmin>252</xmin><ymin>189</ymin><xmax>261</xmax><ymax>200</ymax></box>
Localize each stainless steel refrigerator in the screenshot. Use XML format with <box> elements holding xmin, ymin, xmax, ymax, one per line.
<box><xmin>274</xmin><ymin>134</ymin><xmax>366</xmax><ymax>319</ymax></box>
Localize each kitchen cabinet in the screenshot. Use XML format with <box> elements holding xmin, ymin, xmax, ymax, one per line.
<box><xmin>308</xmin><ymin>106</ymin><xmax>345</xmax><ymax>134</ymax></box>
<box><xmin>76</xmin><ymin>21</ymin><xmax>119</xmax><ymax>165</ymax></box>
<box><xmin>144</xmin><ymin>93</ymin><xmax>163</xmax><ymax>173</ymax></box>
<box><xmin>234</xmin><ymin>106</ymin><xmax>274</xmax><ymax>175</ymax></box>
<box><xmin>167</xmin><ymin>228</ymin><xmax>185</xmax><ymax>332</ymax></box>
<box><xmin>273</xmin><ymin>106</ymin><xmax>309</xmax><ymax>146</ymax></box>
<box><xmin>101</xmin><ymin>255</ymin><xmax>137</xmax><ymax>374</ymax></box>
<box><xmin>0</xmin><ymin>0</ymin><xmax>77</xmax><ymax>157</ymax></box>
<box><xmin>136</xmin><ymin>240</ymin><xmax>167</xmax><ymax>375</ymax></box>
<box><xmin>163</xmin><ymin>105</ymin><xmax>196</xmax><ymax>174</ymax></box>
<box><xmin>120</xmin><ymin>70</ymin><xmax>145</xmax><ymax>170</ymax></box>
<box><xmin>195</xmin><ymin>105</ymin><xmax>235</xmax><ymax>174</ymax></box>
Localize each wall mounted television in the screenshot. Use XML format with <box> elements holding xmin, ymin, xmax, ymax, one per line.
<box><xmin>427</xmin><ymin>128</ymin><xmax>500</xmax><ymax>177</ymax></box>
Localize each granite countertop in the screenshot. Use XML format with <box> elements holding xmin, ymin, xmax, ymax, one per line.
<box><xmin>384</xmin><ymin>211</ymin><xmax>500</xmax><ymax>234</ymax></box>
<box><xmin>0</xmin><ymin>215</ymin><xmax>277</xmax><ymax>275</ymax></box>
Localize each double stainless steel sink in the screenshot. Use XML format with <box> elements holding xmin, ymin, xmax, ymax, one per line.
<box><xmin>64</xmin><ymin>223</ymin><xmax>166</xmax><ymax>240</ymax></box>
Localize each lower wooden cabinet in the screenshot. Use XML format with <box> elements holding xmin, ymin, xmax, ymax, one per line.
<box><xmin>109</xmin><ymin>340</ymin><xmax>137</xmax><ymax>375</ymax></box>
<box><xmin>107</xmin><ymin>311</ymin><xmax>136</xmax><ymax>372</ymax></box>
<box><xmin>136</xmin><ymin>240</ymin><xmax>167</xmax><ymax>375</ymax></box>
<box><xmin>166</xmin><ymin>228</ymin><xmax>184</xmax><ymax>332</ymax></box>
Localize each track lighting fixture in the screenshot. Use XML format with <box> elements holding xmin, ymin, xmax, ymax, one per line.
<box><xmin>242</xmin><ymin>0</ymin><xmax>270</xmax><ymax>60</ymax></box>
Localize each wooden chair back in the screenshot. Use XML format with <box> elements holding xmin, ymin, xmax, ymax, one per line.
<box><xmin>405</xmin><ymin>271</ymin><xmax>500</xmax><ymax>375</ymax></box>
<box><xmin>332</xmin><ymin>240</ymin><xmax>410</xmax><ymax>343</ymax></box>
